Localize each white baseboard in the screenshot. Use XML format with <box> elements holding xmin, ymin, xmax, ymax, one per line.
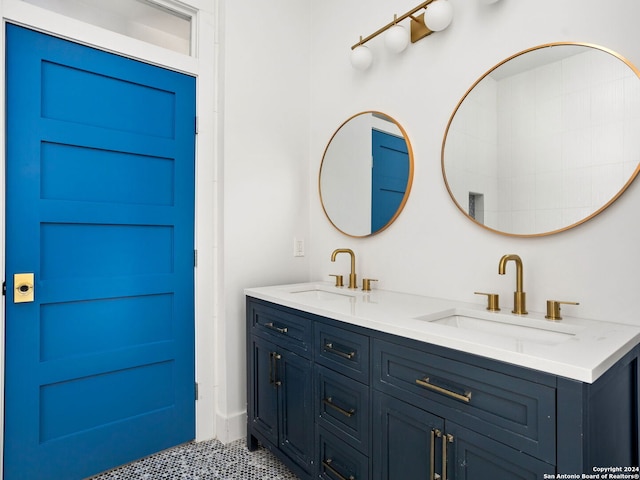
<box><xmin>215</xmin><ymin>410</ymin><xmax>247</xmax><ymax>444</ymax></box>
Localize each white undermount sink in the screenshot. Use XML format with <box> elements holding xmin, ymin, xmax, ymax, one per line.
<box><xmin>288</xmin><ymin>285</ymin><xmax>357</xmax><ymax>301</ymax></box>
<box><xmin>415</xmin><ymin>308</ymin><xmax>583</xmax><ymax>346</ymax></box>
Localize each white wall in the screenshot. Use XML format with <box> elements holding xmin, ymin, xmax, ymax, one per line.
<box><xmin>217</xmin><ymin>0</ymin><xmax>312</xmax><ymax>441</ymax></box>
<box><xmin>307</xmin><ymin>0</ymin><xmax>640</xmax><ymax>328</ymax></box>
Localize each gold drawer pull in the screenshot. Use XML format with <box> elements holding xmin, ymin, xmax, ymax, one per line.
<box><xmin>264</xmin><ymin>322</ymin><xmax>288</xmax><ymax>334</ymax></box>
<box><xmin>269</xmin><ymin>352</ymin><xmax>282</xmax><ymax>387</ymax></box>
<box><xmin>430</xmin><ymin>429</ymin><xmax>441</xmax><ymax>480</ymax></box>
<box><xmin>324</xmin><ymin>342</ymin><xmax>355</xmax><ymax>360</ymax></box>
<box><xmin>322</xmin><ymin>458</ymin><xmax>355</xmax><ymax>480</ymax></box>
<box><xmin>442</xmin><ymin>433</ymin><xmax>454</xmax><ymax>480</ymax></box>
<box><xmin>323</xmin><ymin>397</ymin><xmax>355</xmax><ymax>418</ymax></box>
<box><xmin>416</xmin><ymin>377</ymin><xmax>472</xmax><ymax>403</ymax></box>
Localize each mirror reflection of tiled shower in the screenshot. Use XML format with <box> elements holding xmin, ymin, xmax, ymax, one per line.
<box><xmin>469</xmin><ymin>192</ymin><xmax>485</xmax><ymax>223</ymax></box>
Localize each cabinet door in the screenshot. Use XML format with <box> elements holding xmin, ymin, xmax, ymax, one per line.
<box><xmin>279</xmin><ymin>348</ymin><xmax>314</xmax><ymax>474</ymax></box>
<box><xmin>248</xmin><ymin>335</ymin><xmax>280</xmax><ymax>446</ymax></box>
<box><xmin>446</xmin><ymin>422</ymin><xmax>553</xmax><ymax>480</ymax></box>
<box><xmin>373</xmin><ymin>391</ymin><xmax>444</xmax><ymax>480</ymax></box>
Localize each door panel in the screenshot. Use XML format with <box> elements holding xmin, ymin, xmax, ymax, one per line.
<box><xmin>4</xmin><ymin>24</ymin><xmax>196</xmax><ymax>480</ymax></box>
<box><xmin>447</xmin><ymin>422</ymin><xmax>553</xmax><ymax>480</ymax></box>
<box><xmin>373</xmin><ymin>391</ymin><xmax>444</xmax><ymax>480</ymax></box>
<box><xmin>371</xmin><ymin>129</ymin><xmax>409</xmax><ymax>232</ymax></box>
<box><xmin>249</xmin><ymin>336</ymin><xmax>280</xmax><ymax>446</ymax></box>
<box><xmin>279</xmin><ymin>349</ymin><xmax>314</xmax><ymax>473</ymax></box>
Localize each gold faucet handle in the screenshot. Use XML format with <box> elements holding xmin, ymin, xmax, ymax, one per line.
<box><xmin>474</xmin><ymin>292</ymin><xmax>500</xmax><ymax>312</ymax></box>
<box><xmin>329</xmin><ymin>274</ymin><xmax>344</xmax><ymax>287</ymax></box>
<box><xmin>545</xmin><ymin>300</ymin><xmax>579</xmax><ymax>321</ymax></box>
<box><xmin>362</xmin><ymin>278</ymin><xmax>378</xmax><ymax>291</ymax></box>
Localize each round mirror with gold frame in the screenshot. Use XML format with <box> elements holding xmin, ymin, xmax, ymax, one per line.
<box><xmin>442</xmin><ymin>42</ymin><xmax>640</xmax><ymax>237</ymax></box>
<box><xmin>320</xmin><ymin>111</ymin><xmax>414</xmax><ymax>237</ymax></box>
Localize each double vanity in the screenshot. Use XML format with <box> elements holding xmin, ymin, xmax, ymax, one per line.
<box><xmin>246</xmin><ymin>281</ymin><xmax>640</xmax><ymax>479</ymax></box>
<box><xmin>249</xmin><ymin>37</ymin><xmax>640</xmax><ymax>480</ymax></box>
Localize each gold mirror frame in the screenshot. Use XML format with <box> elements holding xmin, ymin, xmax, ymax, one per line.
<box><xmin>442</xmin><ymin>42</ymin><xmax>640</xmax><ymax>237</ymax></box>
<box><xmin>319</xmin><ymin>111</ymin><xmax>414</xmax><ymax>237</ymax></box>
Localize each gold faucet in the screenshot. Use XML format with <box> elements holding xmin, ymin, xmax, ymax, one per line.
<box><xmin>498</xmin><ymin>254</ymin><xmax>527</xmax><ymax>315</ymax></box>
<box><xmin>331</xmin><ymin>248</ymin><xmax>357</xmax><ymax>289</ymax></box>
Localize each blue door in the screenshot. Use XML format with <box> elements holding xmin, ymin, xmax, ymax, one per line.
<box><xmin>371</xmin><ymin>129</ymin><xmax>410</xmax><ymax>232</ymax></box>
<box><xmin>4</xmin><ymin>25</ymin><xmax>196</xmax><ymax>479</ymax></box>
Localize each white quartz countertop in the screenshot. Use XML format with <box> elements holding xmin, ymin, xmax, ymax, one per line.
<box><xmin>245</xmin><ymin>282</ymin><xmax>640</xmax><ymax>383</ymax></box>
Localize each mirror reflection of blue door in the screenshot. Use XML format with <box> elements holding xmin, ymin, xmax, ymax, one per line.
<box><xmin>4</xmin><ymin>25</ymin><xmax>196</xmax><ymax>479</ymax></box>
<box><xmin>371</xmin><ymin>129</ymin><xmax>410</xmax><ymax>232</ymax></box>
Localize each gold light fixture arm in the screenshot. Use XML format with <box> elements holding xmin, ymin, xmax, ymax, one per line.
<box><xmin>351</xmin><ymin>0</ymin><xmax>436</xmax><ymax>49</ymax></box>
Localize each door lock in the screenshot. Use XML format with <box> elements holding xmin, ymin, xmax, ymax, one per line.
<box><xmin>14</xmin><ymin>273</ymin><xmax>34</xmax><ymax>303</ymax></box>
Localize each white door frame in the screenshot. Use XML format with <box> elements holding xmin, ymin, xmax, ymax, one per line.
<box><xmin>0</xmin><ymin>0</ymin><xmax>220</xmax><ymax>472</ymax></box>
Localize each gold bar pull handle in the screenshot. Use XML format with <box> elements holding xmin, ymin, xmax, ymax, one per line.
<box><xmin>442</xmin><ymin>434</ymin><xmax>454</xmax><ymax>480</ymax></box>
<box><xmin>324</xmin><ymin>342</ymin><xmax>356</xmax><ymax>360</ymax></box>
<box><xmin>416</xmin><ymin>377</ymin><xmax>472</xmax><ymax>403</ymax></box>
<box><xmin>321</xmin><ymin>458</ymin><xmax>355</xmax><ymax>480</ymax></box>
<box><xmin>264</xmin><ymin>322</ymin><xmax>288</xmax><ymax>334</ymax></box>
<box><xmin>323</xmin><ymin>397</ymin><xmax>355</xmax><ymax>418</ymax></box>
<box><xmin>269</xmin><ymin>352</ymin><xmax>281</xmax><ymax>387</ymax></box>
<box><xmin>430</xmin><ymin>429</ymin><xmax>442</xmax><ymax>480</ymax></box>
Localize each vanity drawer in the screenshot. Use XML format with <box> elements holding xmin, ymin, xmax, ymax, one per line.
<box><xmin>373</xmin><ymin>338</ymin><xmax>556</xmax><ymax>464</ymax></box>
<box><xmin>316</xmin><ymin>364</ymin><xmax>369</xmax><ymax>454</ymax></box>
<box><xmin>315</xmin><ymin>322</ymin><xmax>369</xmax><ymax>384</ymax></box>
<box><xmin>248</xmin><ymin>299</ymin><xmax>312</xmax><ymax>357</ymax></box>
<box><xmin>317</xmin><ymin>426</ymin><xmax>369</xmax><ymax>480</ymax></box>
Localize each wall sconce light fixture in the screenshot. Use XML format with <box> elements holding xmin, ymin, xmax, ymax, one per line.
<box><xmin>350</xmin><ymin>0</ymin><xmax>454</xmax><ymax>70</ymax></box>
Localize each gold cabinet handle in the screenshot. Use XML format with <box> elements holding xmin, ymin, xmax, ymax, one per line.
<box><xmin>321</xmin><ymin>458</ymin><xmax>355</xmax><ymax>480</ymax></box>
<box><xmin>442</xmin><ymin>433</ymin><xmax>454</xmax><ymax>480</ymax></box>
<box><xmin>322</xmin><ymin>397</ymin><xmax>355</xmax><ymax>418</ymax></box>
<box><xmin>264</xmin><ymin>322</ymin><xmax>288</xmax><ymax>334</ymax></box>
<box><xmin>430</xmin><ymin>429</ymin><xmax>442</xmax><ymax>480</ymax></box>
<box><xmin>324</xmin><ymin>342</ymin><xmax>355</xmax><ymax>360</ymax></box>
<box><xmin>416</xmin><ymin>377</ymin><xmax>471</xmax><ymax>403</ymax></box>
<box><xmin>269</xmin><ymin>352</ymin><xmax>281</xmax><ymax>387</ymax></box>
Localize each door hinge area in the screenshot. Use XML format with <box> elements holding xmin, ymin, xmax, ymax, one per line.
<box><xmin>194</xmin><ymin>249</ymin><xmax>198</xmax><ymax>267</ymax></box>
<box><xmin>2</xmin><ymin>281</ymin><xmax>6</xmax><ymax>296</ymax></box>
<box><xmin>195</xmin><ymin>116</ymin><xmax>198</xmax><ymax>135</ymax></box>
<box><xmin>195</xmin><ymin>382</ymin><xmax>199</xmax><ymax>400</ymax></box>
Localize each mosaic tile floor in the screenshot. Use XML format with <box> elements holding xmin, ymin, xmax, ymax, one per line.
<box><xmin>88</xmin><ymin>438</ymin><xmax>300</xmax><ymax>480</ymax></box>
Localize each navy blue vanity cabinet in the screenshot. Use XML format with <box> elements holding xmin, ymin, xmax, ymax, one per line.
<box><xmin>247</xmin><ymin>299</ymin><xmax>314</xmax><ymax>480</ymax></box>
<box><xmin>247</xmin><ymin>296</ymin><xmax>640</xmax><ymax>480</ymax></box>
<box><xmin>314</xmin><ymin>321</ymin><xmax>371</xmax><ymax>480</ymax></box>
<box><xmin>556</xmin><ymin>346</ymin><xmax>640</xmax><ymax>472</ymax></box>
<box><xmin>372</xmin><ymin>338</ymin><xmax>555</xmax><ymax>479</ymax></box>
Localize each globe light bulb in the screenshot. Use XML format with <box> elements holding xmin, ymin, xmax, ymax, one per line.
<box><xmin>385</xmin><ymin>24</ymin><xmax>409</xmax><ymax>53</ymax></box>
<box><xmin>350</xmin><ymin>45</ymin><xmax>373</xmax><ymax>70</ymax></box>
<box><xmin>424</xmin><ymin>0</ymin><xmax>453</xmax><ymax>32</ymax></box>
